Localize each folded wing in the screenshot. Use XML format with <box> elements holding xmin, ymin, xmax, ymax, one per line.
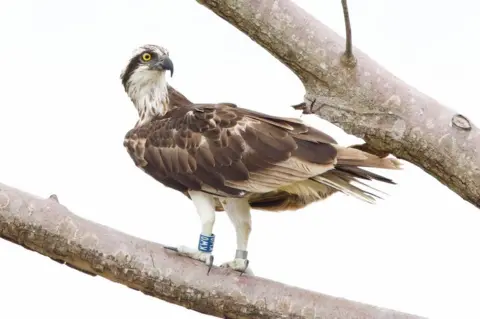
<box><xmin>124</xmin><ymin>103</ymin><xmax>340</xmax><ymax>197</ymax></box>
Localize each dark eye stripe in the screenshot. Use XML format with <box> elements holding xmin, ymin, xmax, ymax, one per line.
<box><xmin>121</xmin><ymin>50</ymin><xmax>157</xmax><ymax>87</ymax></box>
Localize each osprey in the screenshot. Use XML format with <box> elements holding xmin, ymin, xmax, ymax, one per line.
<box><xmin>120</xmin><ymin>44</ymin><xmax>401</xmax><ymax>275</ymax></box>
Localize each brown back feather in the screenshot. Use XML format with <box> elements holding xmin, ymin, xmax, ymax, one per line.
<box><xmin>124</xmin><ymin>102</ymin><xmax>338</xmax><ymax>197</ymax></box>
<box><xmin>167</xmin><ymin>84</ymin><xmax>193</xmax><ymax>107</ymax></box>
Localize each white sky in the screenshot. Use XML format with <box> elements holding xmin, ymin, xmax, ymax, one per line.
<box><xmin>0</xmin><ymin>1</ymin><xmax>479</xmax><ymax>318</ymax></box>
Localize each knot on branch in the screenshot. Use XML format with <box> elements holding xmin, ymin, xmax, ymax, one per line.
<box><xmin>48</xmin><ymin>194</ymin><xmax>59</xmax><ymax>202</ymax></box>
<box><xmin>451</xmin><ymin>114</ymin><xmax>472</xmax><ymax>131</ymax></box>
<box><xmin>340</xmin><ymin>52</ymin><xmax>357</xmax><ymax>68</ymax></box>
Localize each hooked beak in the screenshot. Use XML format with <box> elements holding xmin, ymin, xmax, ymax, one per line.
<box><xmin>153</xmin><ymin>56</ymin><xmax>174</xmax><ymax>77</ymax></box>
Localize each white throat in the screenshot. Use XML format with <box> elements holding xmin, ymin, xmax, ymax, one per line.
<box><xmin>126</xmin><ymin>69</ymin><xmax>169</xmax><ymax>126</ymax></box>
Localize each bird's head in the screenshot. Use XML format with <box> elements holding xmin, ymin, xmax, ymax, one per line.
<box><xmin>120</xmin><ymin>44</ymin><xmax>174</xmax><ymax>94</ymax></box>
<box><xmin>120</xmin><ymin>44</ymin><xmax>174</xmax><ymax>123</ymax></box>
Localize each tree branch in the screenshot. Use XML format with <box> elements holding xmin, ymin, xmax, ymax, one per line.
<box><xmin>195</xmin><ymin>0</ymin><xmax>480</xmax><ymax>208</ymax></box>
<box><xmin>0</xmin><ymin>182</ymin><xmax>424</xmax><ymax>318</ymax></box>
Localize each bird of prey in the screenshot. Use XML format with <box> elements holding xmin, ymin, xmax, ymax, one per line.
<box><xmin>120</xmin><ymin>44</ymin><xmax>401</xmax><ymax>275</ymax></box>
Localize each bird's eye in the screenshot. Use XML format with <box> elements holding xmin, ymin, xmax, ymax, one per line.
<box><xmin>141</xmin><ymin>53</ymin><xmax>152</xmax><ymax>62</ymax></box>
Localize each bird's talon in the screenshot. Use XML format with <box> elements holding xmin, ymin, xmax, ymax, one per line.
<box><xmin>220</xmin><ymin>258</ymin><xmax>253</xmax><ymax>275</ymax></box>
<box><xmin>168</xmin><ymin>245</ymin><xmax>214</xmax><ymax>268</ymax></box>
<box><xmin>239</xmin><ymin>259</ymin><xmax>250</xmax><ymax>276</ymax></box>
<box><xmin>206</xmin><ymin>255</ymin><xmax>214</xmax><ymax>275</ymax></box>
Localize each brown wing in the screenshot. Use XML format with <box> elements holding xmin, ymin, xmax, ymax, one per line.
<box><xmin>124</xmin><ymin>103</ymin><xmax>338</xmax><ymax>197</ymax></box>
<box><xmin>166</xmin><ymin>84</ymin><xmax>193</xmax><ymax>108</ymax></box>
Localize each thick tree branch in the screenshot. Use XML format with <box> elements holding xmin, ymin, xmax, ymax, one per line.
<box><xmin>195</xmin><ymin>0</ymin><xmax>480</xmax><ymax>208</ymax></box>
<box><xmin>0</xmin><ymin>182</ymin><xmax>424</xmax><ymax>318</ymax></box>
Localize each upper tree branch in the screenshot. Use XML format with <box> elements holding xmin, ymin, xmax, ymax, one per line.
<box><xmin>195</xmin><ymin>0</ymin><xmax>480</xmax><ymax>208</ymax></box>
<box><xmin>0</xmin><ymin>182</ymin><xmax>424</xmax><ymax>318</ymax></box>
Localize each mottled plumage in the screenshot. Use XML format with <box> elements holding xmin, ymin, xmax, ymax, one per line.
<box><xmin>120</xmin><ymin>44</ymin><xmax>402</xmax><ymax>274</ymax></box>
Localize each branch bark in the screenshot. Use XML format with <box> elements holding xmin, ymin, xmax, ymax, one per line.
<box><xmin>0</xmin><ymin>182</ymin><xmax>424</xmax><ymax>319</ymax></box>
<box><xmin>195</xmin><ymin>0</ymin><xmax>480</xmax><ymax>208</ymax></box>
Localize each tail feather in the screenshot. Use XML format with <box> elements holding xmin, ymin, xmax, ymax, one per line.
<box><xmin>335</xmin><ymin>165</ymin><xmax>396</xmax><ymax>184</ymax></box>
<box><xmin>331</xmin><ymin>169</ymin><xmax>390</xmax><ymax>197</ymax></box>
<box><xmin>311</xmin><ymin>152</ymin><xmax>400</xmax><ymax>204</ymax></box>
<box><xmin>312</xmin><ymin>172</ymin><xmax>379</xmax><ymax>204</ymax></box>
<box><xmin>247</xmin><ymin>145</ymin><xmax>402</xmax><ymax>210</ymax></box>
<box><xmin>334</xmin><ymin>145</ymin><xmax>402</xmax><ymax>170</ymax></box>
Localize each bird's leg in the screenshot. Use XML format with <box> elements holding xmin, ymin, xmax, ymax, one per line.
<box><xmin>165</xmin><ymin>190</ymin><xmax>216</xmax><ymax>274</ymax></box>
<box><xmin>220</xmin><ymin>197</ymin><xmax>254</xmax><ymax>275</ymax></box>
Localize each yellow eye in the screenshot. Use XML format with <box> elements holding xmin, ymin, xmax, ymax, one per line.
<box><xmin>141</xmin><ymin>53</ymin><xmax>152</xmax><ymax>62</ymax></box>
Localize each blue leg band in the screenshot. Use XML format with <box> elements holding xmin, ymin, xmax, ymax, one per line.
<box><xmin>198</xmin><ymin>233</ymin><xmax>215</xmax><ymax>253</ymax></box>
